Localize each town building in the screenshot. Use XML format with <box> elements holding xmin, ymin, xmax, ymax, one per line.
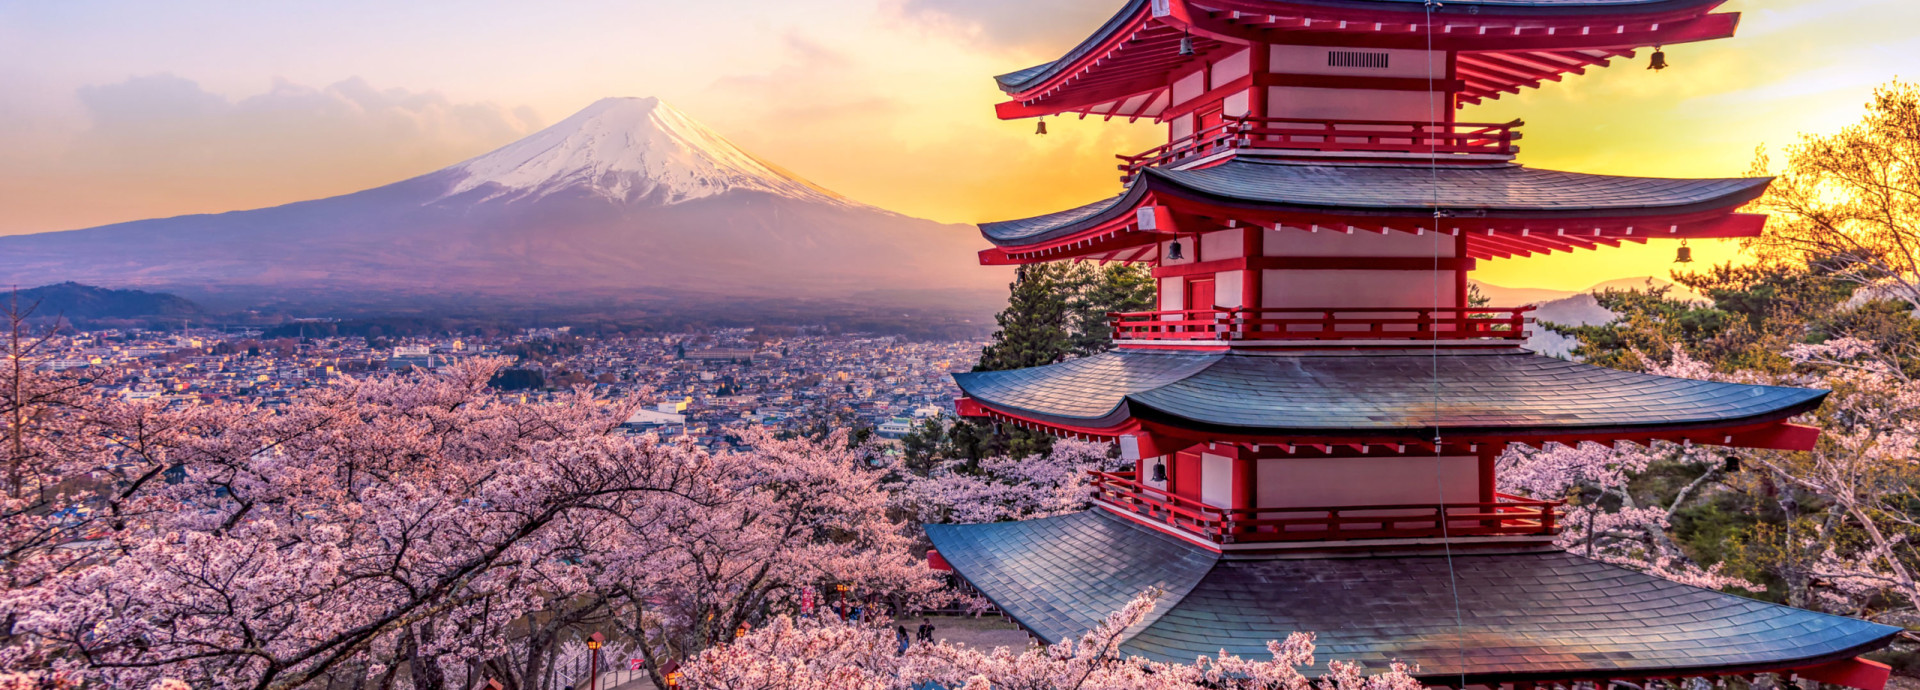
<box><xmin>924</xmin><ymin>1</ymin><xmax>1900</xmax><ymax>688</ymax></box>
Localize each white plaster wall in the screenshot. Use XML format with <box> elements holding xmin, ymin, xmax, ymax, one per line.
<box><xmin>1261</xmin><ymin>270</ymin><xmax>1455</xmax><ymax>311</ymax></box>
<box><xmin>1214</xmin><ymin>271</ymin><xmax>1243</xmax><ymax>309</ymax></box>
<box><xmin>1256</xmin><ymin>456</ymin><xmax>1478</xmax><ymax>508</ymax></box>
<box><xmin>1211</xmin><ymin>48</ymin><xmax>1252</xmax><ymax>85</ymax></box>
<box><xmin>1262</xmin><ymin>228</ymin><xmax>1456</xmax><ymax>257</ymax></box>
<box><xmin>1172</xmin><ymin>70</ymin><xmax>1207</xmax><ymax>105</ymax></box>
<box><xmin>1224</xmin><ymin>89</ymin><xmax>1251</xmax><ymax>118</ymax></box>
<box><xmin>1267</xmin><ymin>87</ymin><xmax>1443</xmax><ymax>122</ymax></box>
<box><xmin>1159</xmin><ymin>277</ymin><xmax>1184</xmax><ymax>311</ymax></box>
<box><xmin>1201</xmin><ymin>452</ymin><xmax>1234</xmax><ymax>508</ymax></box>
<box><xmin>1269</xmin><ymin>45</ymin><xmax>1437</xmax><ymax>78</ymax></box>
<box><xmin>1171</xmin><ymin>113</ymin><xmax>1195</xmax><ymax>141</ymax></box>
<box><xmin>1200</xmin><ymin>229</ymin><xmax>1243</xmax><ymax>260</ymax></box>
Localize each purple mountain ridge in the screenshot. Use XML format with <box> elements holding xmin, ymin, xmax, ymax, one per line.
<box><xmin>0</xmin><ymin>97</ymin><xmax>1002</xmax><ymax>306</ymax></box>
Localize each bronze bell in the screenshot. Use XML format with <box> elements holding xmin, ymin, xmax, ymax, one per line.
<box><xmin>1151</xmin><ymin>462</ymin><xmax>1168</xmax><ymax>483</ymax></box>
<box><xmin>1167</xmin><ymin>239</ymin><xmax>1184</xmax><ymax>261</ymax></box>
<box><xmin>1036</xmin><ymin>118</ymin><xmax>1047</xmax><ymax>136</ymax></box>
<box><xmin>1649</xmin><ymin>48</ymin><xmax>1668</xmax><ymax>71</ymax></box>
<box><xmin>1676</xmin><ymin>240</ymin><xmax>1693</xmax><ymax>263</ymax></box>
<box><xmin>1179</xmin><ymin>33</ymin><xmax>1195</xmax><ymax>57</ymax></box>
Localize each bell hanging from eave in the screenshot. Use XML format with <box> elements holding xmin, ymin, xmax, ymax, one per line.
<box><xmin>1648</xmin><ymin>47</ymin><xmax>1669</xmax><ymax>71</ymax></box>
<box><xmin>1675</xmin><ymin>240</ymin><xmax>1693</xmax><ymax>264</ymax></box>
<box><xmin>1151</xmin><ymin>461</ymin><xmax>1168</xmax><ymax>483</ymax></box>
<box><xmin>1036</xmin><ymin>117</ymin><xmax>1048</xmax><ymax>136</ymax></box>
<box><xmin>1179</xmin><ymin>31</ymin><xmax>1195</xmax><ymax>57</ymax></box>
<box><xmin>1167</xmin><ymin>239</ymin><xmax>1185</xmax><ymax>261</ymax></box>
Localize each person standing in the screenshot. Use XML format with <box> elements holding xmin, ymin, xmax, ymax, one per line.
<box><xmin>895</xmin><ymin>625</ymin><xmax>911</xmax><ymax>655</ymax></box>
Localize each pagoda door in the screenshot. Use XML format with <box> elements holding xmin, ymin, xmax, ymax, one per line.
<box><xmin>1196</xmin><ymin>103</ymin><xmax>1225</xmax><ymax>144</ymax></box>
<box><xmin>1171</xmin><ymin>450</ymin><xmax>1203</xmax><ymax>506</ymax></box>
<box><xmin>1184</xmin><ymin>277</ymin><xmax>1215</xmax><ymax>335</ymax></box>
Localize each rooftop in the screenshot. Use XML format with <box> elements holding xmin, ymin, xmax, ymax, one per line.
<box><xmin>953</xmin><ymin>347</ymin><xmax>1825</xmax><ymax>441</ymax></box>
<box><xmin>925</xmin><ymin>509</ymin><xmax>1899</xmax><ymax>677</ymax></box>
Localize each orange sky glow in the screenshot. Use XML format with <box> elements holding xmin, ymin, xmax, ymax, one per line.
<box><xmin>0</xmin><ymin>0</ymin><xmax>1915</xmax><ymax>292</ymax></box>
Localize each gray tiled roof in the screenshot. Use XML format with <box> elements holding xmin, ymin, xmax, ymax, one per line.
<box><xmin>980</xmin><ymin>160</ymin><xmax>1771</xmax><ymax>247</ymax></box>
<box><xmin>995</xmin><ymin>0</ymin><xmax>1722</xmax><ymax>92</ymax></box>
<box><xmin>953</xmin><ymin>348</ymin><xmax>1827</xmax><ymax>436</ymax></box>
<box><xmin>927</xmin><ymin>510</ymin><xmax>1900</xmax><ymax>679</ymax></box>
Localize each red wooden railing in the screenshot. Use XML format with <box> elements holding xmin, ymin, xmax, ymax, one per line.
<box><xmin>1119</xmin><ymin>117</ymin><xmax>1522</xmax><ymax>181</ymax></box>
<box><xmin>1109</xmin><ymin>306</ymin><xmax>1532</xmax><ymax>342</ymax></box>
<box><xmin>1090</xmin><ymin>470</ymin><xmax>1562</xmax><ymax>544</ymax></box>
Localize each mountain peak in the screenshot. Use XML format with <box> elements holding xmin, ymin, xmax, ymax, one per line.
<box><xmin>441</xmin><ymin>96</ymin><xmax>850</xmax><ymax>207</ymax></box>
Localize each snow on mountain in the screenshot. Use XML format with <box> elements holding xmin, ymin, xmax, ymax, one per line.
<box><xmin>441</xmin><ymin>97</ymin><xmax>852</xmax><ymax>207</ymax></box>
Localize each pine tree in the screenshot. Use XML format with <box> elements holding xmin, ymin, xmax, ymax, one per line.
<box><xmin>1068</xmin><ymin>263</ymin><xmax>1156</xmax><ymax>357</ymax></box>
<box><xmin>974</xmin><ymin>263</ymin><xmax>1077</xmax><ymax>372</ymax></box>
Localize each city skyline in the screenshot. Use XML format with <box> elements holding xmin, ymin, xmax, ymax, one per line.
<box><xmin>2</xmin><ymin>0</ymin><xmax>1915</xmax><ymax>291</ymax></box>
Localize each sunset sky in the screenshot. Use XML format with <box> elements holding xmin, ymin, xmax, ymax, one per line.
<box><xmin>1</xmin><ymin>0</ymin><xmax>1915</xmax><ymax>291</ymax></box>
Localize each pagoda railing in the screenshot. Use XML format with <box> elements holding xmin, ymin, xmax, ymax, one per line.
<box><xmin>1109</xmin><ymin>306</ymin><xmax>1533</xmax><ymax>343</ymax></box>
<box><xmin>1119</xmin><ymin>117</ymin><xmax>1522</xmax><ymax>182</ymax></box>
<box><xmin>1090</xmin><ymin>470</ymin><xmax>1562</xmax><ymax>544</ymax></box>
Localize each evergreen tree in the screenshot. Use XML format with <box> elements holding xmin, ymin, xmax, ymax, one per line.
<box><xmin>975</xmin><ymin>263</ymin><xmax>1077</xmax><ymax>372</ymax></box>
<box><xmin>1068</xmin><ymin>263</ymin><xmax>1156</xmax><ymax>357</ymax></box>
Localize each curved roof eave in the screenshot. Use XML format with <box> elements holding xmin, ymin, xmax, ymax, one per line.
<box><xmin>994</xmin><ymin>0</ymin><xmax>1729</xmax><ymax>95</ymax></box>
<box><xmin>954</xmin><ymin>349</ymin><xmax>1831</xmax><ymax>438</ymax></box>
<box><xmin>977</xmin><ymin>161</ymin><xmax>1773</xmax><ymax>249</ymax></box>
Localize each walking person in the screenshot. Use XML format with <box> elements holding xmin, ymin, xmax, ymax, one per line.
<box><xmin>895</xmin><ymin>625</ymin><xmax>911</xmax><ymax>655</ymax></box>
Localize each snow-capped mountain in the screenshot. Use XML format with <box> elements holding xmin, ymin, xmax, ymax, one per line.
<box><xmin>0</xmin><ymin>97</ymin><xmax>999</xmax><ymax>306</ymax></box>
<box><xmin>441</xmin><ymin>97</ymin><xmax>851</xmax><ymax>207</ymax></box>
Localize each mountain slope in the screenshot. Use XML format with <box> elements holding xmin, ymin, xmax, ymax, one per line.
<box><xmin>0</xmin><ymin>97</ymin><xmax>999</xmax><ymax>306</ymax></box>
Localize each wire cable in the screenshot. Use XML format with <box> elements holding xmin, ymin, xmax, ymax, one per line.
<box><xmin>1423</xmin><ymin>2</ymin><xmax>1472</xmax><ymax>688</ymax></box>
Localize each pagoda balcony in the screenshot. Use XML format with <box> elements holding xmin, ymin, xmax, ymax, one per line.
<box><xmin>1119</xmin><ymin>117</ymin><xmax>1523</xmax><ymax>182</ymax></box>
<box><xmin>1090</xmin><ymin>470</ymin><xmax>1563</xmax><ymax>545</ymax></box>
<box><xmin>1109</xmin><ymin>306</ymin><xmax>1533</xmax><ymax>345</ymax></box>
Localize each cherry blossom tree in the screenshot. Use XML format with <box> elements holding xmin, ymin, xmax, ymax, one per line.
<box><xmin>588</xmin><ymin>427</ymin><xmax>947</xmax><ymax>690</ymax></box>
<box><xmin>892</xmin><ymin>438</ymin><xmax>1115</xmax><ymax>525</ymax></box>
<box><xmin>678</xmin><ymin>589</ymin><xmax>1427</xmax><ymax>690</ymax></box>
<box><xmin>1735</xmin><ymin>337</ymin><xmax>1920</xmax><ymax>614</ymax></box>
<box><xmin>5</xmin><ymin>359</ymin><xmax>719</xmax><ymax>690</ymax></box>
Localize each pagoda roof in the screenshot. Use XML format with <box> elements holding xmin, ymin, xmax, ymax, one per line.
<box><xmin>995</xmin><ymin>0</ymin><xmax>1723</xmax><ymax>92</ymax></box>
<box><xmin>925</xmin><ymin>510</ymin><xmax>1900</xmax><ymax>677</ymax></box>
<box><xmin>995</xmin><ymin>0</ymin><xmax>1737</xmax><ymax>118</ymax></box>
<box><xmin>952</xmin><ymin>348</ymin><xmax>1824</xmax><ymax>439</ymax></box>
<box><xmin>980</xmin><ymin>160</ymin><xmax>1769</xmax><ymax>249</ymax></box>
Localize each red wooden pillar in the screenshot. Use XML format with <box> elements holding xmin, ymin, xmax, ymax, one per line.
<box><xmin>1248</xmin><ymin>43</ymin><xmax>1271</xmax><ymax>119</ymax></box>
<box><xmin>1231</xmin><ymin>455</ymin><xmax>1256</xmax><ymax>509</ymax></box>
<box><xmin>1241</xmin><ymin>226</ymin><xmax>1263</xmax><ymax>311</ymax></box>
<box><xmin>1455</xmin><ymin>232</ymin><xmax>1471</xmax><ymax>310</ymax></box>
<box><xmin>1477</xmin><ymin>444</ymin><xmax>1499</xmax><ymax>504</ymax></box>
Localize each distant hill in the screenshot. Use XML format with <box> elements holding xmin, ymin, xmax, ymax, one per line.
<box><xmin>10</xmin><ymin>282</ymin><xmax>204</xmax><ymax>320</ymax></box>
<box><xmin>1472</xmin><ymin>277</ymin><xmax>1702</xmax><ymax>358</ymax></box>
<box><xmin>1474</xmin><ymin>276</ymin><xmax>1702</xmax><ymax>308</ymax></box>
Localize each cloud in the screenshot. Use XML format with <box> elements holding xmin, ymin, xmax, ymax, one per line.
<box><xmin>887</xmin><ymin>0</ymin><xmax>1118</xmax><ymax>53</ymax></box>
<box><xmin>0</xmin><ymin>74</ymin><xmax>543</xmax><ymax>235</ymax></box>
<box><xmin>68</xmin><ymin>74</ymin><xmax>541</xmax><ymax>180</ymax></box>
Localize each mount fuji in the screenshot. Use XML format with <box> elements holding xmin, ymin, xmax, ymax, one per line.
<box><xmin>0</xmin><ymin>97</ymin><xmax>1000</xmax><ymax>308</ymax></box>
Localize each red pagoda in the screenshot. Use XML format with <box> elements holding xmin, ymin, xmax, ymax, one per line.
<box><xmin>923</xmin><ymin>1</ymin><xmax>1903</xmax><ymax>688</ymax></box>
